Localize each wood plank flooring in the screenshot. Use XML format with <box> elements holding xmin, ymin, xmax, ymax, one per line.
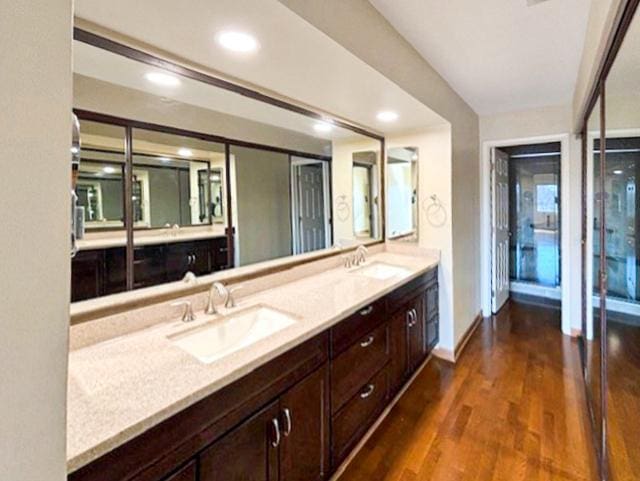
<box><xmin>337</xmin><ymin>301</ymin><xmax>598</xmax><ymax>481</ymax></box>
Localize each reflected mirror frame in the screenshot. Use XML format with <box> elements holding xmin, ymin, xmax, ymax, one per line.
<box><xmin>72</xmin><ymin>27</ymin><xmax>387</xmax><ymax>305</ymax></box>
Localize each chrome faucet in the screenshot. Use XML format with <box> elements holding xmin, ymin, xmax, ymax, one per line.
<box><xmin>355</xmin><ymin>245</ymin><xmax>368</xmax><ymax>266</ymax></box>
<box><xmin>172</xmin><ymin>300</ymin><xmax>196</xmax><ymax>322</ymax></box>
<box><xmin>206</xmin><ymin>282</ymin><xmax>242</xmax><ymax>313</ymax></box>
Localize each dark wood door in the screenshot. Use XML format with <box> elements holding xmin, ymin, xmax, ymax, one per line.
<box><xmin>199</xmin><ymin>401</ymin><xmax>280</xmax><ymax>481</ymax></box>
<box><xmin>279</xmin><ymin>365</ymin><xmax>330</xmax><ymax>481</ymax></box>
<box><xmin>389</xmin><ymin>308</ymin><xmax>409</xmax><ymax>396</ymax></box>
<box><xmin>424</xmin><ymin>284</ymin><xmax>439</xmax><ymax>351</ymax></box>
<box><xmin>407</xmin><ymin>296</ymin><xmax>425</xmax><ymax>372</ymax></box>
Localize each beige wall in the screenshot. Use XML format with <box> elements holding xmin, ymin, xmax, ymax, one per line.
<box><xmin>74</xmin><ymin>74</ymin><xmax>329</xmax><ymax>156</ymax></box>
<box><xmin>280</xmin><ymin>0</ymin><xmax>481</xmax><ymax>353</ymax></box>
<box><xmin>0</xmin><ymin>1</ymin><xmax>72</xmax><ymax>480</ymax></box>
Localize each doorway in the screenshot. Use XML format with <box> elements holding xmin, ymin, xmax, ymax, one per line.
<box><xmin>290</xmin><ymin>157</ymin><xmax>331</xmax><ymax>255</ymax></box>
<box><xmin>489</xmin><ymin>142</ymin><xmax>563</xmax><ymax>314</ymax></box>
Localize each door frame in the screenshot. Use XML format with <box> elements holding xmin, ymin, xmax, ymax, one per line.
<box><xmin>290</xmin><ymin>157</ymin><xmax>332</xmax><ymax>255</ymax></box>
<box><xmin>480</xmin><ymin>134</ymin><xmax>572</xmax><ymax>335</ymax></box>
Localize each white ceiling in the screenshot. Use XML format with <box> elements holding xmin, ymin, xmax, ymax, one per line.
<box><xmin>369</xmin><ymin>0</ymin><xmax>591</xmax><ymax>115</ymax></box>
<box><xmin>74</xmin><ymin>0</ymin><xmax>445</xmax><ymax>135</ymax></box>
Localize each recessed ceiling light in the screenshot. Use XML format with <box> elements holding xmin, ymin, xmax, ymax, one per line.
<box><xmin>313</xmin><ymin>122</ymin><xmax>333</xmax><ymax>133</ymax></box>
<box><xmin>217</xmin><ymin>31</ymin><xmax>259</xmax><ymax>53</ymax></box>
<box><xmin>178</xmin><ymin>148</ymin><xmax>193</xmax><ymax>157</ymax></box>
<box><xmin>145</xmin><ymin>71</ymin><xmax>181</xmax><ymax>87</ymax></box>
<box><xmin>377</xmin><ymin>111</ymin><xmax>399</xmax><ymax>122</ymax></box>
<box><xmin>103</xmin><ymin>166</ymin><xmax>117</xmax><ymax>174</ymax></box>
<box><xmin>613</xmin><ymin>169</ymin><xmax>624</xmax><ymax>175</ymax></box>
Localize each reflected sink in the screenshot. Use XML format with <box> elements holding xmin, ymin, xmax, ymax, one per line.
<box><xmin>350</xmin><ymin>262</ymin><xmax>411</xmax><ymax>280</ymax></box>
<box><xmin>168</xmin><ymin>305</ymin><xmax>298</xmax><ymax>364</ymax></box>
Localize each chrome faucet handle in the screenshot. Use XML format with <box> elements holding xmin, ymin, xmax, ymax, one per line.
<box><xmin>205</xmin><ymin>282</ymin><xmax>219</xmax><ymax>315</ymax></box>
<box><xmin>225</xmin><ymin>285</ymin><xmax>243</xmax><ymax>308</ymax></box>
<box><xmin>172</xmin><ymin>300</ymin><xmax>196</xmax><ymax>322</ymax></box>
<box><xmin>341</xmin><ymin>255</ymin><xmax>352</xmax><ymax>268</ymax></box>
<box><xmin>183</xmin><ymin>271</ymin><xmax>197</xmax><ymax>284</ymax></box>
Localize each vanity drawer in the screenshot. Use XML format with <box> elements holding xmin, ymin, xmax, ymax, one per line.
<box><xmin>330</xmin><ymin>299</ymin><xmax>387</xmax><ymax>357</ymax></box>
<box><xmin>331</xmin><ymin>366</ymin><xmax>389</xmax><ymax>466</ymax></box>
<box><xmin>331</xmin><ymin>322</ymin><xmax>389</xmax><ymax>413</ymax></box>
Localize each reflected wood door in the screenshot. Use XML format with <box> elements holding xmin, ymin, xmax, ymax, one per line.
<box><xmin>199</xmin><ymin>401</ymin><xmax>279</xmax><ymax>481</ymax></box>
<box><xmin>279</xmin><ymin>365</ymin><xmax>329</xmax><ymax>481</ymax></box>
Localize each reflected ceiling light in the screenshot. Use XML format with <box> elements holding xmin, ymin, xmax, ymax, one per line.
<box><xmin>411</xmin><ymin>153</ymin><xmax>418</xmax><ymax>161</ymax></box>
<box><xmin>376</xmin><ymin>111</ymin><xmax>398</xmax><ymax>122</ymax></box>
<box><xmin>102</xmin><ymin>166</ymin><xmax>117</xmax><ymax>174</ymax></box>
<box><xmin>613</xmin><ymin>169</ymin><xmax>624</xmax><ymax>175</ymax></box>
<box><xmin>145</xmin><ymin>71</ymin><xmax>181</xmax><ymax>87</ymax></box>
<box><xmin>70</xmin><ymin>146</ymin><xmax>80</xmax><ymax>155</ymax></box>
<box><xmin>178</xmin><ymin>148</ymin><xmax>193</xmax><ymax>157</ymax></box>
<box><xmin>313</xmin><ymin>122</ymin><xmax>333</xmax><ymax>133</ymax></box>
<box><xmin>157</xmin><ymin>156</ymin><xmax>171</xmax><ymax>163</ymax></box>
<box><xmin>217</xmin><ymin>30</ymin><xmax>259</xmax><ymax>53</ymax></box>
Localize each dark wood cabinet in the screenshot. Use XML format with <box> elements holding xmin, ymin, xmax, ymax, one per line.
<box><xmin>165</xmin><ymin>462</ymin><xmax>197</xmax><ymax>481</ymax></box>
<box><xmin>279</xmin><ymin>366</ymin><xmax>330</xmax><ymax>481</ymax></box>
<box><xmin>389</xmin><ymin>308</ymin><xmax>409</xmax><ymax>396</ymax></box>
<box><xmin>69</xmin><ymin>267</ymin><xmax>438</xmax><ymax>481</ymax></box>
<box><xmin>199</xmin><ymin>401</ymin><xmax>280</xmax><ymax>481</ymax></box>
<box><xmin>71</xmin><ymin>237</ymin><xmax>229</xmax><ymax>302</ymax></box>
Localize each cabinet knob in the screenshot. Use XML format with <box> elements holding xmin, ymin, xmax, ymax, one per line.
<box><xmin>360</xmin><ymin>335</ymin><xmax>375</xmax><ymax>348</ymax></box>
<box><xmin>359</xmin><ymin>305</ymin><xmax>373</xmax><ymax>316</ymax></box>
<box><xmin>360</xmin><ymin>383</ymin><xmax>375</xmax><ymax>399</ymax></box>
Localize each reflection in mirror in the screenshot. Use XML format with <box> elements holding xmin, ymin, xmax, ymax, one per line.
<box><xmin>602</xmin><ymin>6</ymin><xmax>640</xmax><ymax>479</ymax></box>
<box><xmin>387</xmin><ymin>147</ymin><xmax>418</xmax><ymax>238</ymax></box>
<box><xmin>131</xmin><ymin>129</ymin><xmax>225</xmax><ymax>229</ymax></box>
<box><xmin>70</xmin><ymin>37</ymin><xmax>383</xmax><ymax>301</ymax></box>
<box><xmin>77</xmin><ymin>120</ymin><xmax>126</xmax><ymax>229</ymax></box>
<box><xmin>585</xmin><ymin>96</ymin><xmax>603</xmax><ymax>460</ymax></box>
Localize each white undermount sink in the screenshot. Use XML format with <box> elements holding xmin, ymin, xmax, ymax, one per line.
<box><xmin>350</xmin><ymin>262</ymin><xmax>411</xmax><ymax>280</ymax></box>
<box><xmin>168</xmin><ymin>305</ymin><xmax>298</xmax><ymax>364</ymax></box>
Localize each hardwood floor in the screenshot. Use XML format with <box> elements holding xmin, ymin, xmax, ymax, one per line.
<box><xmin>607</xmin><ymin>319</ymin><xmax>640</xmax><ymax>481</ymax></box>
<box><xmin>337</xmin><ymin>301</ymin><xmax>598</xmax><ymax>481</ymax></box>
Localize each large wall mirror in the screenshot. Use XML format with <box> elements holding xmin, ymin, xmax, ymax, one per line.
<box><xmin>71</xmin><ymin>33</ymin><xmax>383</xmax><ymax>302</ymax></box>
<box><xmin>581</xmin><ymin>2</ymin><xmax>640</xmax><ymax>479</ymax></box>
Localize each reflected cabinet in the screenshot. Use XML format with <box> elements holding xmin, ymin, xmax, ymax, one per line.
<box><xmin>580</xmin><ymin>1</ymin><xmax>640</xmax><ymax>480</ymax></box>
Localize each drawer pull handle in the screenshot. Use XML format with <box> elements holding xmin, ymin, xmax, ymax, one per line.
<box><xmin>360</xmin><ymin>335</ymin><xmax>375</xmax><ymax>348</ymax></box>
<box><xmin>282</xmin><ymin>408</ymin><xmax>292</xmax><ymax>437</ymax></box>
<box><xmin>360</xmin><ymin>383</ymin><xmax>375</xmax><ymax>399</ymax></box>
<box><xmin>359</xmin><ymin>305</ymin><xmax>373</xmax><ymax>316</ymax></box>
<box><xmin>406</xmin><ymin>309</ymin><xmax>415</xmax><ymax>327</ymax></box>
<box><xmin>270</xmin><ymin>418</ymin><xmax>281</xmax><ymax>447</ymax></box>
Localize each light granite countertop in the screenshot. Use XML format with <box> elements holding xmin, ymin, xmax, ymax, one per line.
<box><xmin>67</xmin><ymin>250</ymin><xmax>438</xmax><ymax>473</ymax></box>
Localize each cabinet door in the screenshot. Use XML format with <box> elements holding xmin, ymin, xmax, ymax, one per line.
<box><xmin>190</xmin><ymin>240</ymin><xmax>212</xmax><ymax>275</ymax></box>
<box><xmin>407</xmin><ymin>296</ymin><xmax>425</xmax><ymax>372</ymax></box>
<box><xmin>71</xmin><ymin>249</ymin><xmax>104</xmax><ymax>302</ymax></box>
<box><xmin>389</xmin><ymin>309</ymin><xmax>409</xmax><ymax>396</ymax></box>
<box><xmin>199</xmin><ymin>401</ymin><xmax>279</xmax><ymax>481</ymax></box>
<box><xmin>280</xmin><ymin>365</ymin><xmax>329</xmax><ymax>481</ymax></box>
<box><xmin>423</xmin><ymin>284</ymin><xmax>439</xmax><ymax>352</ymax></box>
<box><xmin>104</xmin><ymin>247</ymin><xmax>126</xmax><ymax>295</ymax></box>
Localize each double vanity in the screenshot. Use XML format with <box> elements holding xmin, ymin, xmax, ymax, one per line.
<box><xmin>67</xmin><ymin>247</ymin><xmax>439</xmax><ymax>481</ymax></box>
